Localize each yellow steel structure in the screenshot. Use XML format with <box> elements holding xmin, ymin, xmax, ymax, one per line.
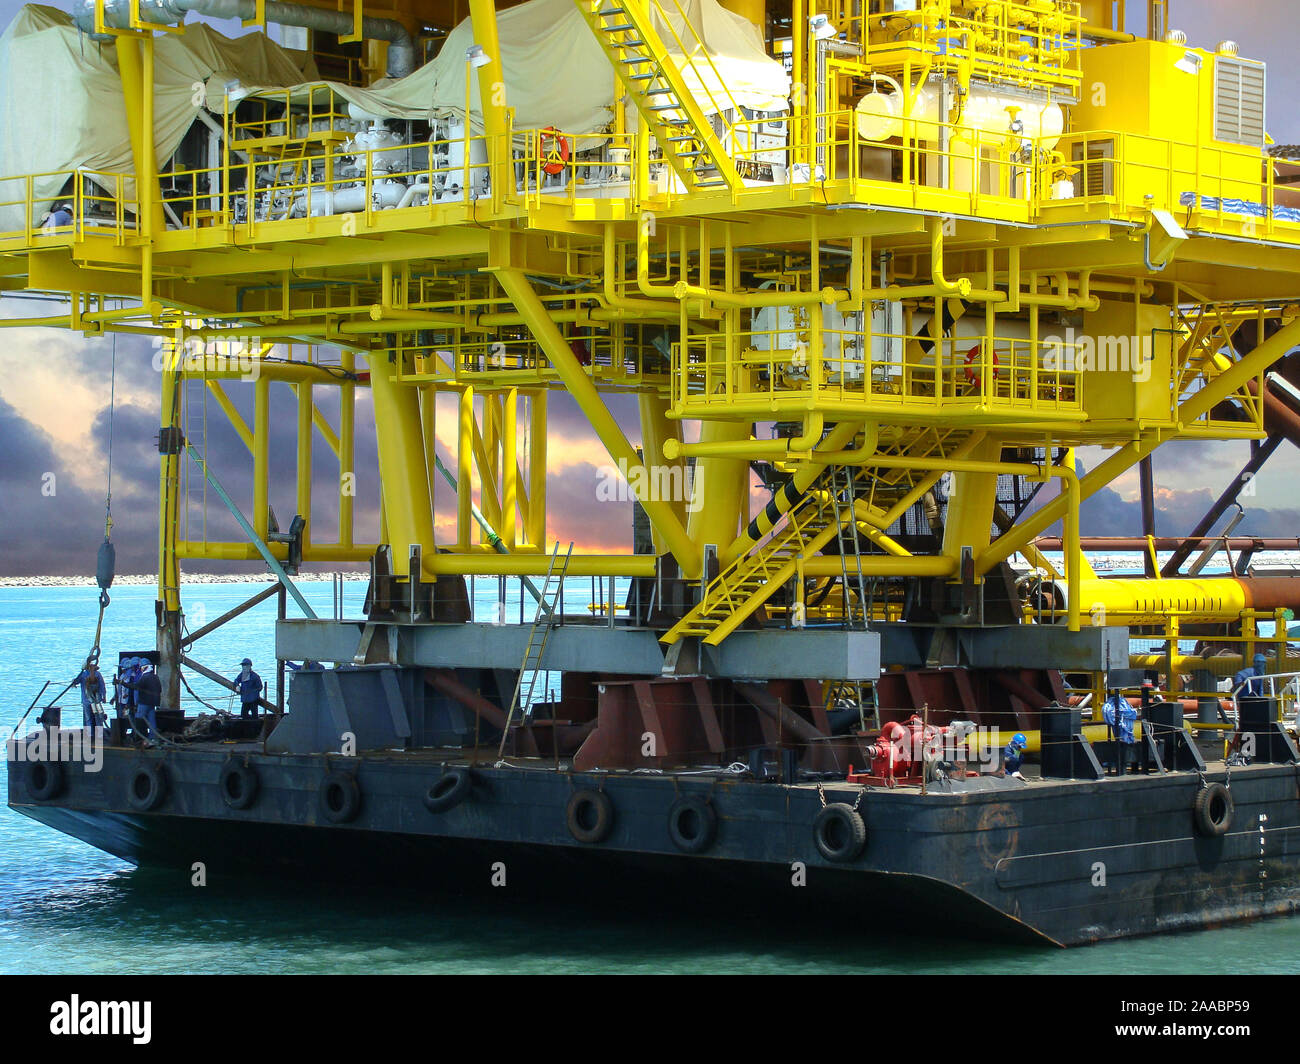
<box><xmin>2</xmin><ymin>0</ymin><xmax>1300</xmax><ymax>678</ymax></box>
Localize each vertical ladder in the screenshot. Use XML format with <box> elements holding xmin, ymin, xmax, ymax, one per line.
<box><xmin>498</xmin><ymin>542</ymin><xmax>573</xmax><ymax>758</ymax></box>
<box><xmin>573</xmin><ymin>0</ymin><xmax>742</xmax><ymax>193</ymax></box>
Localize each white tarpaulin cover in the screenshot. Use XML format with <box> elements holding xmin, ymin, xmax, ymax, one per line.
<box><xmin>0</xmin><ymin>4</ymin><xmax>316</xmax><ymax>231</ymax></box>
<box><xmin>226</xmin><ymin>0</ymin><xmax>791</xmax><ymax>134</ymax></box>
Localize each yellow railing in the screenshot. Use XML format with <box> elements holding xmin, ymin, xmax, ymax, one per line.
<box><xmin>0</xmin><ymin>170</ymin><xmax>136</xmax><ymax>246</ymax></box>
<box><xmin>673</xmin><ymin>326</ymin><xmax>1085</xmax><ymax>417</ymax></box>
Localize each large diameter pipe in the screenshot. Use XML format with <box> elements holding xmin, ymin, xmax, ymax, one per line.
<box><xmin>74</xmin><ymin>0</ymin><xmax>415</xmax><ymax>78</ymax></box>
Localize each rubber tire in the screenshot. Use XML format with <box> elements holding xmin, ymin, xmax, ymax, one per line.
<box><xmin>126</xmin><ymin>763</ymin><xmax>167</xmax><ymax>812</ymax></box>
<box><xmin>424</xmin><ymin>767</ymin><xmax>474</xmax><ymax>813</ymax></box>
<box><xmin>319</xmin><ymin>770</ymin><xmax>361</xmax><ymax>824</ymax></box>
<box><xmin>1193</xmin><ymin>782</ymin><xmax>1234</xmax><ymax>837</ymax></box>
<box><xmin>566</xmin><ymin>789</ymin><xmax>614</xmax><ymax>844</ymax></box>
<box><xmin>219</xmin><ymin>760</ymin><xmax>259</xmax><ymax>810</ymax></box>
<box><xmin>813</xmin><ymin>802</ymin><xmax>868</xmax><ymax>862</ymax></box>
<box><xmin>27</xmin><ymin>760</ymin><xmax>65</xmax><ymax>802</ymax></box>
<box><xmin>667</xmin><ymin>795</ymin><xmax>717</xmax><ymax>853</ymax></box>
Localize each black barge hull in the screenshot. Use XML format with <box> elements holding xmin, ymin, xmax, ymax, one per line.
<box><xmin>10</xmin><ymin>746</ymin><xmax>1300</xmax><ymax>947</ymax></box>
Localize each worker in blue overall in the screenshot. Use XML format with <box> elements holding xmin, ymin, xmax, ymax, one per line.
<box><xmin>1002</xmin><ymin>733</ymin><xmax>1028</xmax><ymax>780</ymax></box>
<box><xmin>75</xmin><ymin>661</ymin><xmax>106</xmax><ymax>731</ymax></box>
<box><xmin>1233</xmin><ymin>653</ymin><xmax>1270</xmax><ymax>697</ymax></box>
<box><xmin>121</xmin><ymin>663</ymin><xmax>161</xmax><ymax>746</ymax></box>
<box><xmin>234</xmin><ymin>658</ymin><xmax>264</xmax><ymax>720</ymax></box>
<box><xmin>1102</xmin><ymin>692</ymin><xmax>1139</xmax><ymax>774</ymax></box>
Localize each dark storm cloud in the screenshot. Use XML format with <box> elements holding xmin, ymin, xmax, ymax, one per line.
<box><xmin>0</xmin><ymin>393</ymin><xmax>156</xmax><ymax>575</ymax></box>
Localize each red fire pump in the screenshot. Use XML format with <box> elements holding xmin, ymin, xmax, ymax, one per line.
<box><xmin>848</xmin><ymin>715</ymin><xmax>950</xmax><ymax>787</ymax></box>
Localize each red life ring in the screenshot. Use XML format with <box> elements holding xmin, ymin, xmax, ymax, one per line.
<box><xmin>963</xmin><ymin>344</ymin><xmax>1000</xmax><ymax>385</ymax></box>
<box><xmin>540</xmin><ymin>127</ymin><xmax>571</xmax><ymax>176</ymax></box>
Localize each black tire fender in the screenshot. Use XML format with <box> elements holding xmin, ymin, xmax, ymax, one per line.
<box><xmin>667</xmin><ymin>795</ymin><xmax>717</xmax><ymax>853</ymax></box>
<box><xmin>424</xmin><ymin>767</ymin><xmax>474</xmax><ymax>813</ymax></box>
<box><xmin>319</xmin><ymin>769</ymin><xmax>361</xmax><ymax>824</ymax></box>
<box><xmin>566</xmin><ymin>788</ymin><xmax>614</xmax><ymax>844</ymax></box>
<box><xmin>126</xmin><ymin>762</ymin><xmax>167</xmax><ymax>812</ymax></box>
<box><xmin>27</xmin><ymin>760</ymin><xmax>65</xmax><ymax>802</ymax></box>
<box><xmin>1193</xmin><ymin>782</ymin><xmax>1234</xmax><ymax>837</ymax></box>
<box><xmin>813</xmin><ymin>802</ymin><xmax>867</xmax><ymax>862</ymax></box>
<box><xmin>219</xmin><ymin>760</ymin><xmax>260</xmax><ymax>810</ymax></box>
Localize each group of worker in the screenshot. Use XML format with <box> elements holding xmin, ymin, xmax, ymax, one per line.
<box><xmin>73</xmin><ymin>656</ymin><xmax>265</xmax><ymax>745</ymax></box>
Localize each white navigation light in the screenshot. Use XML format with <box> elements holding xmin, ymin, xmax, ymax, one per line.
<box><xmin>808</xmin><ymin>14</ymin><xmax>836</xmax><ymax>41</ymax></box>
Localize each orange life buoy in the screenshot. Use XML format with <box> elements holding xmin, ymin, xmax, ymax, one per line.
<box><xmin>540</xmin><ymin>127</ymin><xmax>571</xmax><ymax>176</ymax></box>
<box><xmin>963</xmin><ymin>344</ymin><xmax>1000</xmax><ymax>385</ymax></box>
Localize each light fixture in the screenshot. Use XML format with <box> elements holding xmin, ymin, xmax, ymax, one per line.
<box><xmin>466</xmin><ymin>44</ymin><xmax>492</xmax><ymax>68</ymax></box>
<box><xmin>1174</xmin><ymin>50</ymin><xmax>1202</xmax><ymax>76</ymax></box>
<box><xmin>808</xmin><ymin>13</ymin><xmax>836</xmax><ymax>41</ymax></box>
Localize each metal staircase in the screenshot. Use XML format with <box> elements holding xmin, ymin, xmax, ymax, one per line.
<box><xmin>573</xmin><ymin>0</ymin><xmax>742</xmax><ymax>193</ymax></box>
<box><xmin>661</xmin><ymin>466</ymin><xmax>855</xmax><ymax>646</ymax></box>
<box><xmin>498</xmin><ymin>542</ymin><xmax>573</xmax><ymax>757</ymax></box>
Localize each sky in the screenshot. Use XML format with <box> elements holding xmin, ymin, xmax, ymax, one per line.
<box><xmin>1</xmin><ymin>1</ymin><xmax>1299</xmax><ymax>575</ymax></box>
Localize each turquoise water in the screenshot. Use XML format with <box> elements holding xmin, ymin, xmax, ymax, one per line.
<box><xmin>4</xmin><ymin>582</ymin><xmax>1300</xmax><ymax>974</ymax></box>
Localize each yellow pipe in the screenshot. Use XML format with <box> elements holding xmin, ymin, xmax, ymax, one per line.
<box><xmin>422</xmin><ymin>553</ymin><xmax>658</xmax><ymax>577</ymax></box>
<box><xmin>802</xmin><ymin>556</ymin><xmax>957</xmax><ymax>577</ymax></box>
<box><xmin>495</xmin><ymin>266</ymin><xmax>700</xmax><ymax>577</ymax></box>
<box><xmin>636</xmin><ymin>216</ymin><xmax>845</xmax><ymax>307</ymax></box>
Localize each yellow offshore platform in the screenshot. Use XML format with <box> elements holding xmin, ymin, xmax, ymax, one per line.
<box><xmin>2</xmin><ymin>0</ymin><xmax>1299</xmax><ymax>706</ymax></box>
<box><xmin>17</xmin><ymin>0</ymin><xmax>1300</xmax><ymax>949</ymax></box>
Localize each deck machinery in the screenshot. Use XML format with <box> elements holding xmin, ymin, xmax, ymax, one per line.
<box><xmin>8</xmin><ymin>0</ymin><xmax>1300</xmax><ymax>945</ymax></box>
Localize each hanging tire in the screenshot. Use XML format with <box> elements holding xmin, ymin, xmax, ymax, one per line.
<box><xmin>319</xmin><ymin>769</ymin><xmax>360</xmax><ymax>824</ymax></box>
<box><xmin>566</xmin><ymin>789</ymin><xmax>613</xmax><ymax>844</ymax></box>
<box><xmin>813</xmin><ymin>802</ymin><xmax>867</xmax><ymax>862</ymax></box>
<box><xmin>219</xmin><ymin>760</ymin><xmax>260</xmax><ymax>810</ymax></box>
<box><xmin>1193</xmin><ymin>782</ymin><xmax>1234</xmax><ymax>837</ymax></box>
<box><xmin>668</xmin><ymin>795</ymin><xmax>717</xmax><ymax>853</ymax></box>
<box><xmin>26</xmin><ymin>760</ymin><xmax>65</xmax><ymax>802</ymax></box>
<box><xmin>424</xmin><ymin>767</ymin><xmax>474</xmax><ymax>813</ymax></box>
<box><xmin>126</xmin><ymin>763</ymin><xmax>167</xmax><ymax>812</ymax></box>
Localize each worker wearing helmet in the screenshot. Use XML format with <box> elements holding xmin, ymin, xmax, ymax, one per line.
<box><xmin>233</xmin><ymin>658</ymin><xmax>263</xmax><ymax>720</ymax></box>
<box><xmin>1233</xmin><ymin>653</ymin><xmax>1270</xmax><ymax>697</ymax></box>
<box><xmin>1002</xmin><ymin>733</ymin><xmax>1028</xmax><ymax>780</ymax></box>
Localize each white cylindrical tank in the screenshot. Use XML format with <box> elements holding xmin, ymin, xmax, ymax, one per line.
<box><xmin>856</xmin><ymin>83</ymin><xmax>1062</xmax><ymax>148</ymax></box>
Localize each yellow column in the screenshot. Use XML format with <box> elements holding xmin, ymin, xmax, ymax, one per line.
<box><xmin>638</xmin><ymin>393</ymin><xmax>686</xmax><ymax>555</ymax></box>
<box><xmin>495</xmin><ymin>267</ymin><xmax>699</xmax><ymax>576</ymax></box>
<box><xmin>253</xmin><ymin>373</ymin><xmax>270</xmax><ymax>539</ymax></box>
<box><xmin>368</xmin><ymin>355</ymin><xmax>436</xmax><ymax>577</ymax></box>
<box><xmin>941</xmin><ymin>435</ymin><xmax>1003</xmax><ymax>560</ymax></box>
<box><xmin>529</xmin><ymin>390</ymin><xmax>547</xmax><ymax>547</ymax></box>
<box><xmin>458</xmin><ymin>386</ymin><xmax>475</xmax><ymax>549</ymax></box>
<box><xmin>503</xmin><ymin>388</ymin><xmax>518</xmax><ymax>548</ymax></box>
<box><xmin>420</xmin><ymin>384</ymin><xmax>438</xmax><ymax>530</ymax></box>
<box><xmin>339</xmin><ymin>350</ymin><xmax>356</xmax><ymax>549</ymax></box>
<box><xmin>296</xmin><ymin>380</ymin><xmax>312</xmax><ymax>551</ymax></box>
<box><xmin>687</xmin><ymin>421</ymin><xmax>750</xmax><ymax>552</ymax></box>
